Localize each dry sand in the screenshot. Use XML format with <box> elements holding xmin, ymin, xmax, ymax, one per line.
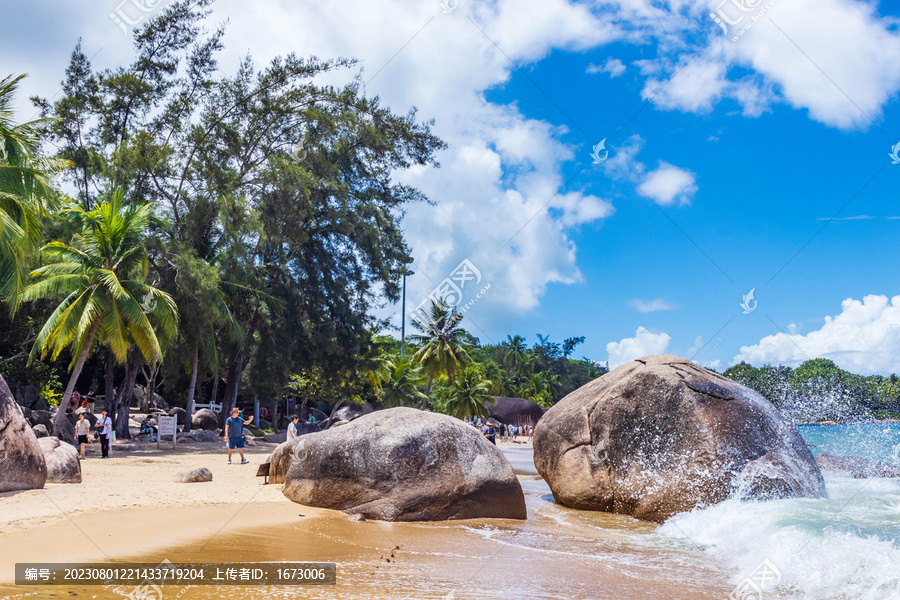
<box><xmin>0</xmin><ymin>436</ymin><xmax>733</xmax><ymax>599</ymax></box>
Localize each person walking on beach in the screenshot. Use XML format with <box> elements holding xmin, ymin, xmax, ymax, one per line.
<box><xmin>96</xmin><ymin>409</ymin><xmax>112</xmax><ymax>458</ymax></box>
<box><xmin>75</xmin><ymin>413</ymin><xmax>90</xmax><ymax>459</ymax></box>
<box><xmin>225</xmin><ymin>407</ymin><xmax>253</xmax><ymax>464</ymax></box>
<box><xmin>288</xmin><ymin>415</ymin><xmax>300</xmax><ymax>441</ymax></box>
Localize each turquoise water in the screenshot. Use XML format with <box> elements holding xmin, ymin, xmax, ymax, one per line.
<box><xmin>799</xmin><ymin>422</ymin><xmax>900</xmax><ymax>463</ymax></box>
<box><xmin>658</xmin><ymin>423</ymin><xmax>900</xmax><ymax>600</ymax></box>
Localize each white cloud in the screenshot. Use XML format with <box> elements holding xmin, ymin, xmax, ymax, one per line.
<box><xmin>628</xmin><ymin>297</ymin><xmax>679</xmax><ymax>312</ymax></box>
<box><xmin>587</xmin><ymin>57</ymin><xmax>627</xmax><ymax>77</ymax></box>
<box><xmin>604</xmin><ymin>135</ymin><xmax>698</xmax><ymax>206</ymax></box>
<box><xmin>207</xmin><ymin>0</ymin><xmax>627</xmax><ymax>333</ymax></box>
<box><xmin>607</xmin><ymin>326</ymin><xmax>672</xmax><ymax>368</ymax></box>
<box><xmin>733</xmin><ymin>295</ymin><xmax>900</xmax><ymax>375</ymax></box>
<box><xmin>631</xmin><ymin>0</ymin><xmax>900</xmax><ymax>130</ymax></box>
<box><xmin>637</xmin><ymin>162</ymin><xmax>698</xmax><ymax>206</ymax></box>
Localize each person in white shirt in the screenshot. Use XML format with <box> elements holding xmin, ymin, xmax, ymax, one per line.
<box><xmin>288</xmin><ymin>415</ymin><xmax>300</xmax><ymax>441</ymax></box>
<box><xmin>74</xmin><ymin>413</ymin><xmax>90</xmax><ymax>459</ymax></box>
<box><xmin>96</xmin><ymin>409</ymin><xmax>112</xmax><ymax>458</ymax></box>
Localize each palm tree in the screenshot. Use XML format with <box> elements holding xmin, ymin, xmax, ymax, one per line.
<box><xmin>23</xmin><ymin>189</ymin><xmax>178</xmax><ymax>435</ymax></box>
<box><xmin>409</xmin><ymin>299</ymin><xmax>470</xmax><ymax>408</ymax></box>
<box><xmin>502</xmin><ymin>334</ymin><xmax>530</xmax><ymax>381</ymax></box>
<box><xmin>0</xmin><ymin>74</ymin><xmax>69</xmax><ymax>310</ymax></box>
<box><xmin>377</xmin><ymin>356</ymin><xmax>426</xmax><ymax>408</ymax></box>
<box><xmin>441</xmin><ymin>364</ymin><xmax>492</xmax><ymax>420</ymax></box>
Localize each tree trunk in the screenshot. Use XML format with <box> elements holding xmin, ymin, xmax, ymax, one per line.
<box><xmin>211</xmin><ymin>374</ymin><xmax>219</xmax><ymax>405</ymax></box>
<box><xmin>115</xmin><ymin>359</ymin><xmax>139</xmax><ymax>439</ymax></box>
<box><xmin>184</xmin><ymin>342</ymin><xmax>199</xmax><ymax>433</ymax></box>
<box><xmin>220</xmin><ymin>348</ymin><xmax>245</xmax><ymax>426</ymax></box>
<box><xmin>423</xmin><ymin>376</ymin><xmax>434</xmax><ymax>411</ymax></box>
<box><xmin>53</xmin><ymin>321</ymin><xmax>101</xmax><ymax>438</ymax></box>
<box><xmin>323</xmin><ymin>400</ymin><xmax>345</xmax><ymax>430</ymax></box>
<box><xmin>140</xmin><ymin>365</ymin><xmax>152</xmax><ymax>413</ymax></box>
<box><xmin>104</xmin><ymin>350</ymin><xmax>116</xmax><ymax>415</ymax></box>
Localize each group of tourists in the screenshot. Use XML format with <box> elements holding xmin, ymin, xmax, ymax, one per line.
<box><xmin>464</xmin><ymin>417</ymin><xmax>534</xmax><ymax>444</ymax></box>
<box><xmin>73</xmin><ymin>408</ymin><xmax>112</xmax><ymax>460</ymax></box>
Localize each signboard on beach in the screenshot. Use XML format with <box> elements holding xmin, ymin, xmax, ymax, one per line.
<box><xmin>157</xmin><ymin>415</ymin><xmax>177</xmax><ymax>449</ymax></box>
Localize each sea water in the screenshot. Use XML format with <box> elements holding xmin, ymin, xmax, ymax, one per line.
<box><xmin>658</xmin><ymin>423</ymin><xmax>900</xmax><ymax>600</ymax></box>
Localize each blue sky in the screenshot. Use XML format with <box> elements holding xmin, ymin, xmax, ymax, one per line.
<box><xmin>487</xmin><ymin>37</ymin><xmax>900</xmax><ymax>371</ymax></box>
<box><xmin>5</xmin><ymin>0</ymin><xmax>900</xmax><ymax>374</ymax></box>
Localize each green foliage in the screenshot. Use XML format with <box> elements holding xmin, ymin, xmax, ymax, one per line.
<box><xmin>0</xmin><ymin>74</ymin><xmax>70</xmax><ymax>311</ymax></box>
<box><xmin>409</xmin><ymin>300</ymin><xmax>471</xmax><ymax>401</ymax></box>
<box><xmin>724</xmin><ymin>359</ymin><xmax>900</xmax><ymax>420</ymax></box>
<box><xmin>40</xmin><ymin>371</ymin><xmax>63</xmax><ymax>407</ymax></box>
<box><xmin>438</xmin><ymin>364</ymin><xmax>492</xmax><ymax>420</ymax></box>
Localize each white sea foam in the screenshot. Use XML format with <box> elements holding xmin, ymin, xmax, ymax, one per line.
<box><xmin>658</xmin><ymin>473</ymin><xmax>900</xmax><ymax>600</ymax></box>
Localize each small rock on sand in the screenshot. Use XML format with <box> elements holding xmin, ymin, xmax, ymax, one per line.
<box><xmin>175</xmin><ymin>467</ymin><xmax>213</xmax><ymax>483</ymax></box>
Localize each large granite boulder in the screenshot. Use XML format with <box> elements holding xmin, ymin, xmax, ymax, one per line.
<box><xmin>534</xmin><ymin>355</ymin><xmax>826</xmax><ymax>523</ymax></box>
<box><xmin>332</xmin><ymin>403</ymin><xmax>375</xmax><ymax>423</ymax></box>
<box><xmin>15</xmin><ymin>384</ymin><xmax>46</xmax><ymax>411</ymax></box>
<box><xmin>264</xmin><ymin>431</ymin><xmax>287</xmax><ymax>444</ymax></box>
<box><xmin>169</xmin><ymin>407</ymin><xmax>187</xmax><ymax>426</ymax></box>
<box><xmin>486</xmin><ymin>397</ymin><xmax>544</xmax><ymax>426</ymax></box>
<box><xmin>32</xmin><ymin>424</ymin><xmax>50</xmax><ymax>438</ymax></box>
<box><xmin>0</xmin><ymin>376</ymin><xmax>47</xmax><ymax>492</ymax></box>
<box><xmin>134</xmin><ymin>385</ymin><xmax>168</xmax><ymax>411</ymax></box>
<box><xmin>268</xmin><ymin>438</ymin><xmax>301</xmax><ymax>485</ymax></box>
<box><xmin>816</xmin><ymin>452</ymin><xmax>900</xmax><ymax>478</ymax></box>
<box><xmin>37</xmin><ymin>437</ymin><xmax>82</xmax><ymax>484</ymax></box>
<box><xmin>28</xmin><ymin>409</ymin><xmax>53</xmax><ymax>431</ymax></box>
<box><xmin>192</xmin><ymin>408</ymin><xmax>219</xmax><ymax>431</ymax></box>
<box><xmin>187</xmin><ymin>429</ymin><xmax>220</xmax><ymax>443</ymax></box>
<box><xmin>282</xmin><ymin>407</ymin><xmax>527</xmax><ymax>521</ymax></box>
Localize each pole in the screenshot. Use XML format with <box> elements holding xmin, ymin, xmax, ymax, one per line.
<box><xmin>401</xmin><ymin>273</ymin><xmax>407</xmax><ymax>358</ymax></box>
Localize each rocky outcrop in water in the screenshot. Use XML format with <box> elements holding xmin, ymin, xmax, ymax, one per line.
<box><xmin>534</xmin><ymin>354</ymin><xmax>826</xmax><ymax>523</ymax></box>
<box><xmin>815</xmin><ymin>452</ymin><xmax>900</xmax><ymax>478</ymax></box>
<box><xmin>282</xmin><ymin>407</ymin><xmax>526</xmax><ymax>521</ymax></box>
<box><xmin>0</xmin><ymin>376</ymin><xmax>47</xmax><ymax>492</ymax></box>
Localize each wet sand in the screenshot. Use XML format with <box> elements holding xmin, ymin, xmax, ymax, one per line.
<box><xmin>0</xmin><ymin>442</ymin><xmax>733</xmax><ymax>599</ymax></box>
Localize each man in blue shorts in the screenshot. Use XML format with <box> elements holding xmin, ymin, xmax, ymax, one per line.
<box><xmin>225</xmin><ymin>407</ymin><xmax>253</xmax><ymax>464</ymax></box>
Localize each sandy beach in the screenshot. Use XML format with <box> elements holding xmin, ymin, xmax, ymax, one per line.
<box><xmin>0</xmin><ymin>437</ymin><xmax>734</xmax><ymax>600</ymax></box>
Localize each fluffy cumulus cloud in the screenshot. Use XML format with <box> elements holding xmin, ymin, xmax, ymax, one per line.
<box><xmin>733</xmin><ymin>295</ymin><xmax>900</xmax><ymax>375</ymax></box>
<box><xmin>637</xmin><ymin>163</ymin><xmax>698</xmax><ymax>206</ymax></box>
<box><xmin>9</xmin><ymin>0</ymin><xmax>900</xmax><ymax>343</ymax></box>
<box><xmin>628</xmin><ymin>297</ymin><xmax>679</xmax><ymax>312</ymax></box>
<box><xmin>605</xmin><ymin>135</ymin><xmax>698</xmax><ymax>206</ymax></box>
<box><xmin>634</xmin><ymin>0</ymin><xmax>900</xmax><ymax>129</ymax></box>
<box><xmin>213</xmin><ymin>0</ymin><xmax>628</xmax><ymax>335</ymax></box>
<box><xmin>607</xmin><ymin>326</ymin><xmax>672</xmax><ymax>368</ymax></box>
